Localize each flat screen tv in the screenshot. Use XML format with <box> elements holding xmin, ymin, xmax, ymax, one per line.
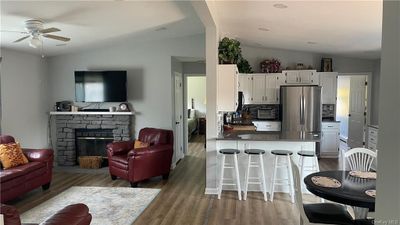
<box><xmin>75</xmin><ymin>71</ymin><xmax>127</xmax><ymax>102</ymax></box>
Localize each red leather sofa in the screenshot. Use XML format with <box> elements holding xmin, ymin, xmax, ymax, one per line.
<box><xmin>106</xmin><ymin>128</ymin><xmax>173</xmax><ymax>187</ymax></box>
<box><xmin>0</xmin><ymin>203</ymin><xmax>92</xmax><ymax>225</ymax></box>
<box><xmin>0</xmin><ymin>135</ymin><xmax>53</xmax><ymax>203</ymax></box>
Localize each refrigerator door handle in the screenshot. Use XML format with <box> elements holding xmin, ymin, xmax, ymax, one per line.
<box><xmin>299</xmin><ymin>95</ymin><xmax>304</xmax><ymax>125</ymax></box>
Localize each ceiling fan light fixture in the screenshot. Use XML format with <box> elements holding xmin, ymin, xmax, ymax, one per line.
<box><xmin>29</xmin><ymin>36</ymin><xmax>41</xmax><ymax>48</ymax></box>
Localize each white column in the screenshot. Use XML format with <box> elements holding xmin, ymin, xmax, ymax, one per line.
<box><xmin>375</xmin><ymin>1</ymin><xmax>400</xmax><ymax>224</ymax></box>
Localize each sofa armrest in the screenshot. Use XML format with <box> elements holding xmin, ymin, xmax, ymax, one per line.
<box><xmin>0</xmin><ymin>204</ymin><xmax>22</xmax><ymax>225</ymax></box>
<box><xmin>127</xmin><ymin>144</ymin><xmax>172</xmax><ymax>158</ymax></box>
<box><xmin>40</xmin><ymin>204</ymin><xmax>92</xmax><ymax>225</ymax></box>
<box><xmin>107</xmin><ymin>141</ymin><xmax>133</xmax><ymax>156</ymax></box>
<box><xmin>22</xmin><ymin>149</ymin><xmax>54</xmax><ymax>163</ymax></box>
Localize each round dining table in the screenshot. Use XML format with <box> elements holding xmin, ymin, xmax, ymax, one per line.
<box><xmin>304</xmin><ymin>170</ymin><xmax>376</xmax><ymax>219</ymax></box>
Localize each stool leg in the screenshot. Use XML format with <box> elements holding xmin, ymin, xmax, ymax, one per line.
<box><xmin>314</xmin><ymin>156</ymin><xmax>320</xmax><ymax>172</ymax></box>
<box><xmin>233</xmin><ymin>153</ymin><xmax>242</xmax><ymax>200</ymax></box>
<box><xmin>270</xmin><ymin>155</ymin><xmax>278</xmax><ymax>202</ymax></box>
<box><xmin>244</xmin><ymin>154</ymin><xmax>251</xmax><ymax>200</ymax></box>
<box><xmin>287</xmin><ymin>155</ymin><xmax>295</xmax><ymax>204</ymax></box>
<box><xmin>259</xmin><ymin>154</ymin><xmax>268</xmax><ymax>202</ymax></box>
<box><xmin>218</xmin><ymin>154</ymin><xmax>226</xmax><ymax>200</ymax></box>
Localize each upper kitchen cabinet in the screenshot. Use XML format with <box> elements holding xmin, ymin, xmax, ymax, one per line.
<box><xmin>238</xmin><ymin>75</ymin><xmax>252</xmax><ymax>104</ymax></box>
<box><xmin>238</xmin><ymin>73</ymin><xmax>281</xmax><ymax>104</ymax></box>
<box><xmin>283</xmin><ymin>70</ymin><xmax>319</xmax><ymax>85</ymax></box>
<box><xmin>217</xmin><ymin>65</ymin><xmax>238</xmax><ymax>111</ymax></box>
<box><xmin>319</xmin><ymin>72</ymin><xmax>338</xmax><ymax>104</ymax></box>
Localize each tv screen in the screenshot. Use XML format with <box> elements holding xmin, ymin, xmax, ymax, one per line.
<box><xmin>75</xmin><ymin>71</ymin><xmax>127</xmax><ymax>102</ymax></box>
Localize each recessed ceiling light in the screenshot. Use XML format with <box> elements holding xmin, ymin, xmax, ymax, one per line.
<box><xmin>273</xmin><ymin>3</ymin><xmax>288</xmax><ymax>9</ymax></box>
<box><xmin>307</xmin><ymin>41</ymin><xmax>317</xmax><ymax>45</ymax></box>
<box><xmin>258</xmin><ymin>27</ymin><xmax>270</xmax><ymax>32</ymax></box>
<box><xmin>155</xmin><ymin>27</ymin><xmax>167</xmax><ymax>31</ymax></box>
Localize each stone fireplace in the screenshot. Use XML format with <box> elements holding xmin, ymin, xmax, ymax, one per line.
<box><xmin>54</xmin><ymin>114</ymin><xmax>132</xmax><ymax>166</ymax></box>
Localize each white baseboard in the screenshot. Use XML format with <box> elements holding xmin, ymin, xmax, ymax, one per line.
<box><xmin>205</xmin><ymin>188</ymin><xmax>218</xmax><ymax>195</ymax></box>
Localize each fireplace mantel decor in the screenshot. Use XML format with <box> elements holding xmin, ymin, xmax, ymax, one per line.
<box><xmin>53</xmin><ymin>114</ymin><xmax>133</xmax><ymax>166</ymax></box>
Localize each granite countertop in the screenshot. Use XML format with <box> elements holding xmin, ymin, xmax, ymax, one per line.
<box><xmin>216</xmin><ymin>131</ymin><xmax>321</xmax><ymax>142</ymax></box>
<box><xmin>322</xmin><ymin>120</ymin><xmax>341</xmax><ymax>123</ymax></box>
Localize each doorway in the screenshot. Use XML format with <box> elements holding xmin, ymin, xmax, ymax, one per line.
<box><xmin>186</xmin><ymin>76</ymin><xmax>206</xmax><ymax>146</ymax></box>
<box><xmin>336</xmin><ymin>75</ymin><xmax>368</xmax><ymax>149</ymax></box>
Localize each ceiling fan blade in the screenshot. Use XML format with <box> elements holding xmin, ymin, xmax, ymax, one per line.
<box><xmin>40</xmin><ymin>27</ymin><xmax>60</xmax><ymax>33</ymax></box>
<box><xmin>1</xmin><ymin>30</ymin><xmax>29</xmax><ymax>34</ymax></box>
<box><xmin>43</xmin><ymin>34</ymin><xmax>70</xmax><ymax>42</ymax></box>
<box><xmin>13</xmin><ymin>35</ymin><xmax>30</xmax><ymax>43</ymax></box>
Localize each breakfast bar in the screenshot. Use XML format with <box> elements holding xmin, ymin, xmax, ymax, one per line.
<box><xmin>215</xmin><ymin>131</ymin><xmax>320</xmax><ymax>194</ymax></box>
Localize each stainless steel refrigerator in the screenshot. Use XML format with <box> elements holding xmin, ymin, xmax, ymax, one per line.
<box><xmin>280</xmin><ymin>85</ymin><xmax>322</xmax><ymax>133</ymax></box>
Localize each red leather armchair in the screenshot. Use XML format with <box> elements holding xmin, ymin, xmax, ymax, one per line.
<box><xmin>0</xmin><ymin>135</ymin><xmax>53</xmax><ymax>203</ymax></box>
<box><xmin>106</xmin><ymin>128</ymin><xmax>174</xmax><ymax>187</ymax></box>
<box><xmin>0</xmin><ymin>203</ymin><xmax>92</xmax><ymax>225</ymax></box>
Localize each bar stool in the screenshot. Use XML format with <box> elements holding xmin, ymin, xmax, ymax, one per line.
<box><xmin>243</xmin><ymin>149</ymin><xmax>268</xmax><ymax>201</ymax></box>
<box><xmin>218</xmin><ymin>148</ymin><xmax>242</xmax><ymax>200</ymax></box>
<box><xmin>297</xmin><ymin>151</ymin><xmax>320</xmax><ymax>179</ymax></box>
<box><xmin>298</xmin><ymin>150</ymin><xmax>324</xmax><ymax>203</ymax></box>
<box><xmin>270</xmin><ymin>150</ymin><xmax>294</xmax><ymax>203</ymax></box>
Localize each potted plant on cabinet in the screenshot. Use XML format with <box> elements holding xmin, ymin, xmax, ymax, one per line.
<box><xmin>218</xmin><ymin>37</ymin><xmax>242</xmax><ymax>64</ymax></box>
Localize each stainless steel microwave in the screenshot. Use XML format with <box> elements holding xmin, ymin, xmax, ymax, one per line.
<box><xmin>257</xmin><ymin>106</ymin><xmax>279</xmax><ymax>120</ymax></box>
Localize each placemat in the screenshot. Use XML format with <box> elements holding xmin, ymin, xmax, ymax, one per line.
<box><xmin>311</xmin><ymin>176</ymin><xmax>342</xmax><ymax>188</ymax></box>
<box><xmin>349</xmin><ymin>171</ymin><xmax>377</xmax><ymax>179</ymax></box>
<box><xmin>365</xmin><ymin>189</ymin><xmax>376</xmax><ymax>198</ymax></box>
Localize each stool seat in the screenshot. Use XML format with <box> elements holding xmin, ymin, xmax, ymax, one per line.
<box><xmin>297</xmin><ymin>151</ymin><xmax>316</xmax><ymax>157</ymax></box>
<box><xmin>244</xmin><ymin>149</ymin><xmax>265</xmax><ymax>155</ymax></box>
<box><xmin>219</xmin><ymin>149</ymin><xmax>240</xmax><ymax>154</ymax></box>
<box><xmin>271</xmin><ymin>150</ymin><xmax>293</xmax><ymax>156</ymax></box>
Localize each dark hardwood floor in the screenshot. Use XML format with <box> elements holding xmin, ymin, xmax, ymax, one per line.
<box><xmin>12</xmin><ymin>135</ymin><xmax>338</xmax><ymax>225</ymax></box>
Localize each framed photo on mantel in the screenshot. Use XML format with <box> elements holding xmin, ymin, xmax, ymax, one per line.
<box><xmin>321</xmin><ymin>58</ymin><xmax>333</xmax><ymax>72</ymax></box>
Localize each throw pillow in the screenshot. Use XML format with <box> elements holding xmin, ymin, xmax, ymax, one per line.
<box><xmin>0</xmin><ymin>142</ymin><xmax>29</xmax><ymax>169</ymax></box>
<box><xmin>134</xmin><ymin>140</ymin><xmax>150</xmax><ymax>151</ymax></box>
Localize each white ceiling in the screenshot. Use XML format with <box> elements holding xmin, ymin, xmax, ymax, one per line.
<box><xmin>0</xmin><ymin>1</ymin><xmax>204</xmax><ymax>56</ymax></box>
<box><xmin>215</xmin><ymin>0</ymin><xmax>383</xmax><ymax>59</ymax></box>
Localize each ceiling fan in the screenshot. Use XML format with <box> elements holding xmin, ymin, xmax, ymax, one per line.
<box><xmin>2</xmin><ymin>19</ymin><xmax>71</xmax><ymax>48</ymax></box>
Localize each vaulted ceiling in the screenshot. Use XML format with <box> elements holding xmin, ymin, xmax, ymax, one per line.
<box><xmin>214</xmin><ymin>1</ymin><xmax>382</xmax><ymax>59</ymax></box>
<box><xmin>0</xmin><ymin>1</ymin><xmax>204</xmax><ymax>56</ymax></box>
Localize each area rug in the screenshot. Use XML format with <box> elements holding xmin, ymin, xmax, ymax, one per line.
<box><xmin>21</xmin><ymin>186</ymin><xmax>160</xmax><ymax>225</ymax></box>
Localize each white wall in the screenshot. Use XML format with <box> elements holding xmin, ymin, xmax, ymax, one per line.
<box><xmin>0</xmin><ymin>49</ymin><xmax>49</xmax><ymax>148</ymax></box>
<box><xmin>375</xmin><ymin>1</ymin><xmax>400</xmax><ymax>223</ymax></box>
<box><xmin>241</xmin><ymin>45</ymin><xmax>381</xmax><ymax>125</ymax></box>
<box><xmin>187</xmin><ymin>76</ymin><xmax>206</xmax><ymax>116</ymax></box>
<box><xmin>47</xmin><ymin>34</ymin><xmax>205</xmax><ymax>138</ymax></box>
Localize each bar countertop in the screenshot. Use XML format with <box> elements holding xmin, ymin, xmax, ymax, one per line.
<box><xmin>216</xmin><ymin>131</ymin><xmax>321</xmax><ymax>142</ymax></box>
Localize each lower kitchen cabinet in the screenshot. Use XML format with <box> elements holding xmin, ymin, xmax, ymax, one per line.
<box><xmin>367</xmin><ymin>125</ymin><xmax>379</xmax><ymax>170</ymax></box>
<box><xmin>320</xmin><ymin>122</ymin><xmax>340</xmax><ymax>158</ymax></box>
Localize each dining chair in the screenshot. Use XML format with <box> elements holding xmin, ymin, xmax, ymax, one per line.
<box><xmin>343</xmin><ymin>148</ymin><xmax>377</xmax><ymax>171</ymax></box>
<box><xmin>290</xmin><ymin>159</ymin><xmax>373</xmax><ymax>225</ymax></box>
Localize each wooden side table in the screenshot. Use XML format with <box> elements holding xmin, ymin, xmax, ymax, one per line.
<box><xmin>198</xmin><ymin>117</ymin><xmax>206</xmax><ymax>135</ymax></box>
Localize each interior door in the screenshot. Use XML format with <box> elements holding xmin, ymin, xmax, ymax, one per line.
<box><xmin>252</xmin><ymin>75</ymin><xmax>265</xmax><ymax>103</ymax></box>
<box><xmin>348</xmin><ymin>76</ymin><xmax>367</xmax><ymax>148</ymax></box>
<box><xmin>174</xmin><ymin>72</ymin><xmax>184</xmax><ymax>161</ymax></box>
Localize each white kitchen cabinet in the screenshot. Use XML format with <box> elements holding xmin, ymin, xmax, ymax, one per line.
<box><xmin>252</xmin><ymin>74</ymin><xmax>266</xmax><ymax>104</ymax></box>
<box><xmin>217</xmin><ymin>65</ymin><xmax>238</xmax><ymax>111</ymax></box>
<box><xmin>320</xmin><ymin>122</ymin><xmax>340</xmax><ymax>158</ymax></box>
<box><xmin>283</xmin><ymin>70</ymin><xmax>319</xmax><ymax>85</ymax></box>
<box><xmin>238</xmin><ymin>75</ymin><xmax>253</xmax><ymax>104</ymax></box>
<box><xmin>367</xmin><ymin>125</ymin><xmax>378</xmax><ymax>170</ymax></box>
<box><xmin>319</xmin><ymin>72</ymin><xmax>338</xmax><ymax>104</ymax></box>
<box><xmin>239</xmin><ymin>73</ymin><xmax>281</xmax><ymax>104</ymax></box>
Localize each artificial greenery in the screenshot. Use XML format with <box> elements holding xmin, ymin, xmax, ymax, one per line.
<box><xmin>237</xmin><ymin>58</ymin><xmax>253</xmax><ymax>73</ymax></box>
<box><xmin>218</xmin><ymin>37</ymin><xmax>242</xmax><ymax>64</ymax></box>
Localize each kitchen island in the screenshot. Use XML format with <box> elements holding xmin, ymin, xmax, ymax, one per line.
<box><xmin>214</xmin><ymin>131</ymin><xmax>320</xmax><ymax>194</ymax></box>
